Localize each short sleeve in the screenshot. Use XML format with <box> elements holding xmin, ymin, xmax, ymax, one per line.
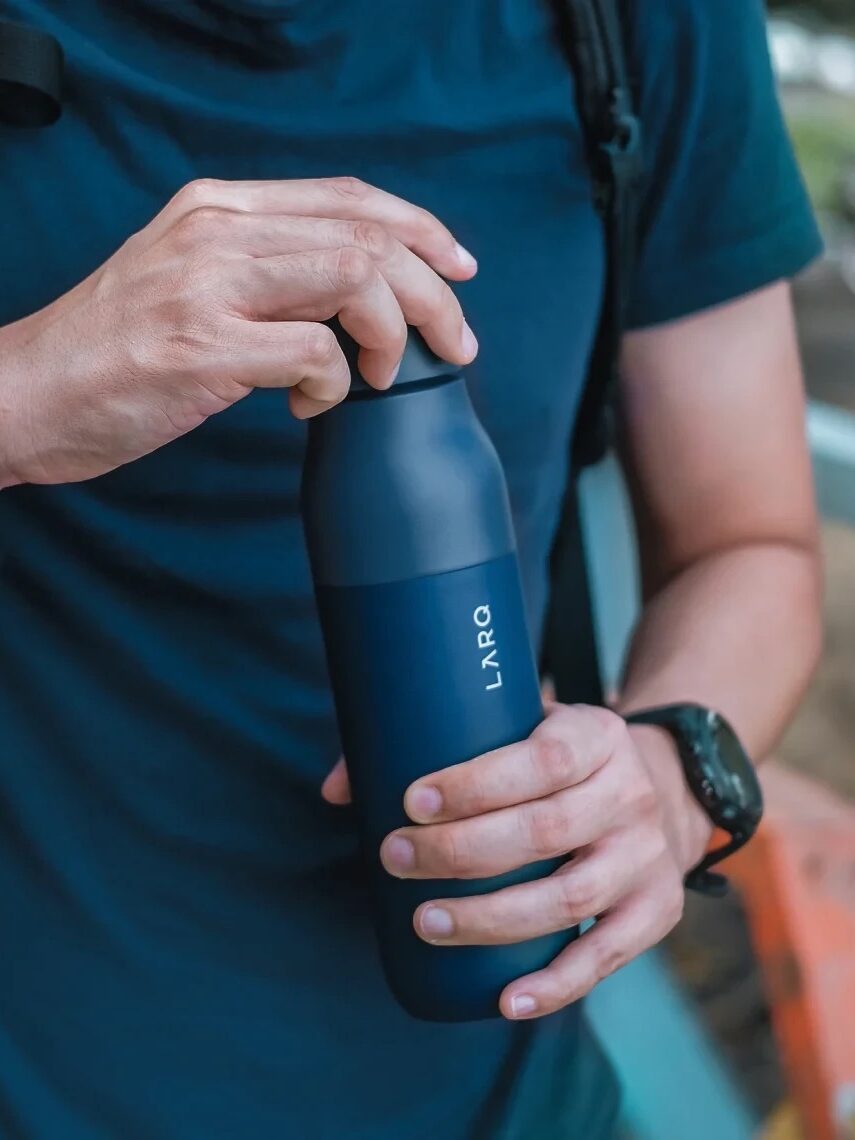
<box><xmin>625</xmin><ymin>0</ymin><xmax>823</xmax><ymax>329</ymax></box>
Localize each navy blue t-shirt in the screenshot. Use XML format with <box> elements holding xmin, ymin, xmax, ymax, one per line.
<box><xmin>0</xmin><ymin>2</ymin><xmax>820</xmax><ymax>1137</ymax></box>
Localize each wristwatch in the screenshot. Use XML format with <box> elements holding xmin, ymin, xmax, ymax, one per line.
<box><xmin>624</xmin><ymin>704</ymin><xmax>764</xmax><ymax>897</ymax></box>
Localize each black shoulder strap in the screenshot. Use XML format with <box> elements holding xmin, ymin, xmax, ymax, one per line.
<box><xmin>541</xmin><ymin>0</ymin><xmax>642</xmax><ymax>704</ymax></box>
<box><xmin>559</xmin><ymin>0</ymin><xmax>643</xmax><ymax>468</ymax></box>
<box><xmin>0</xmin><ymin>19</ymin><xmax>63</xmax><ymax>128</ymax></box>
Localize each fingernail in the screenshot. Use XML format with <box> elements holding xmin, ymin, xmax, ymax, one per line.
<box><xmin>461</xmin><ymin>321</ymin><xmax>478</xmax><ymax>360</ymax></box>
<box><xmin>454</xmin><ymin>242</ymin><xmax>478</xmax><ymax>271</ymax></box>
<box><xmin>387</xmin><ymin>359</ymin><xmax>402</xmax><ymax>387</ymax></box>
<box><xmin>419</xmin><ymin>905</ymin><xmax>454</xmax><ymax>942</ymax></box>
<box><xmin>408</xmin><ymin>784</ymin><xmax>442</xmax><ymax>821</ymax></box>
<box><xmin>383</xmin><ymin>835</ymin><xmax>415</xmax><ymax>875</ymax></box>
<box><xmin>509</xmin><ymin>994</ymin><xmax>537</xmax><ymax>1019</ymax></box>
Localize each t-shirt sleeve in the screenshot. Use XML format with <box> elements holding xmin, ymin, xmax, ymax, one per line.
<box><xmin>625</xmin><ymin>0</ymin><xmax>823</xmax><ymax>329</ymax></box>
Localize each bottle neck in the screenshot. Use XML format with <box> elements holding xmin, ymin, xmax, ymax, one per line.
<box><xmin>345</xmin><ymin>374</ymin><xmax>458</xmax><ymax>402</ymax></box>
<box><xmin>332</xmin><ymin>321</ymin><xmax>460</xmax><ymax>396</ymax></box>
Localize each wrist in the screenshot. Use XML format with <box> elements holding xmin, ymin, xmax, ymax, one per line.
<box><xmin>0</xmin><ymin>386</ymin><xmax>23</xmax><ymax>491</ymax></box>
<box><xmin>0</xmin><ymin>323</ymin><xmax>42</xmax><ymax>490</ymax></box>
<box><xmin>628</xmin><ymin>723</ymin><xmax>715</xmax><ymax>875</ymax></box>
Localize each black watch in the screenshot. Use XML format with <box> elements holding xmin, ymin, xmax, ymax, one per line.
<box><xmin>625</xmin><ymin>704</ymin><xmax>763</xmax><ymax>897</ymax></box>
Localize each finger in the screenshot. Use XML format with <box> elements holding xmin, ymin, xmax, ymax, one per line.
<box><xmin>209</xmin><ymin>214</ymin><xmax>475</xmax><ymax>367</ymax></box>
<box><xmin>383</xmin><ymin>762</ymin><xmax>631</xmax><ymax>880</ymax></box>
<box><xmin>403</xmin><ymin>705</ymin><xmax>623</xmax><ymax>824</ymax></box>
<box><xmin>334</xmin><ymin>221</ymin><xmax>474</xmax><ymax>366</ymax></box>
<box><xmin>234</xmin><ymin>248</ymin><xmax>407</xmax><ymax>388</ymax></box>
<box><xmin>413</xmin><ymin>832</ymin><xmax>646</xmax><ymax>946</ymax></box>
<box><xmin>321</xmin><ymin>758</ymin><xmax>352</xmax><ymax>806</ymax></box>
<box><xmin>154</xmin><ymin>178</ymin><xmax>478</xmax><ymax>280</ymax></box>
<box><xmin>500</xmin><ymin>882</ymin><xmax>685</xmax><ymax>1020</ymax></box>
<box><xmin>217</xmin><ymin>320</ymin><xmax>352</xmax><ymax>414</ymax></box>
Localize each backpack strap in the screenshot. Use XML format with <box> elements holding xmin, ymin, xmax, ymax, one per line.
<box><xmin>0</xmin><ymin>19</ymin><xmax>64</xmax><ymax>128</ymax></box>
<box><xmin>541</xmin><ymin>0</ymin><xmax>642</xmax><ymax>703</ymax></box>
<box><xmin>559</xmin><ymin>0</ymin><xmax>643</xmax><ymax>467</ymax></box>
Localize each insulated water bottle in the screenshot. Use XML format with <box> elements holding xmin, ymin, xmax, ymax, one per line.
<box><xmin>302</xmin><ymin>331</ymin><xmax>576</xmax><ymax>1021</ymax></box>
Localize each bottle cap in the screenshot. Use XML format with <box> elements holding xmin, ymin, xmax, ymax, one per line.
<box><xmin>329</xmin><ymin>320</ymin><xmax>460</xmax><ymax>393</ymax></box>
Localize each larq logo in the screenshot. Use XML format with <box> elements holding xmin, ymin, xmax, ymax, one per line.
<box><xmin>473</xmin><ymin>604</ymin><xmax>503</xmax><ymax>692</ymax></box>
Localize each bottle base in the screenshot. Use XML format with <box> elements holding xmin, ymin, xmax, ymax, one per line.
<box><xmin>381</xmin><ymin>924</ymin><xmax>579</xmax><ymax>1023</ymax></box>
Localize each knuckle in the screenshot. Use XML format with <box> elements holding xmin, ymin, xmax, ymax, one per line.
<box><xmin>527</xmin><ymin>801</ymin><xmax>569</xmax><ymax>860</ymax></box>
<box><xmin>451</xmin><ymin>769</ymin><xmax>489</xmax><ymax>816</ymax></box>
<box><xmin>351</xmin><ymin>220</ymin><xmax>393</xmax><ymax>259</ymax></box>
<box><xmin>407</xmin><ymin>282</ymin><xmax>447</xmax><ymax>327</ymax></box>
<box><xmin>174</xmin><ymin>177</ymin><xmax>222</xmax><ymax>212</ymax></box>
<box><xmin>438</xmin><ymin>827</ymin><xmax>472</xmax><ymax>876</ymax></box>
<box><xmin>333</xmin><ymin>245</ymin><xmax>376</xmax><ymax>290</ymax></box>
<box><xmin>327</xmin><ymin>175</ymin><xmax>371</xmax><ymax>203</ymax></box>
<box><xmin>529</xmin><ymin>735</ymin><xmax>574</xmax><ymax>790</ymax></box>
<box><xmin>412</xmin><ymin>204</ymin><xmax>447</xmax><ymax>241</ymax></box>
<box><xmin>593</xmin><ymin>939</ymin><xmax>629</xmax><ymax>985</ymax></box>
<box><xmin>172</xmin><ymin>205</ymin><xmax>230</xmax><ymax>248</ymax></box>
<box><xmin>469</xmin><ymin>772</ymin><xmax>495</xmax><ymax>817</ymax></box>
<box><xmin>301</xmin><ymin>324</ymin><xmax>340</xmax><ymax>367</ymax></box>
<box><xmin>555</xmin><ymin>871</ymin><xmax>600</xmax><ymax>922</ymax></box>
<box><xmin>474</xmin><ymin>898</ymin><xmax>504</xmax><ymax>941</ymax></box>
<box><xmin>487</xmin><ymin>900</ymin><xmax>512</xmax><ymax>940</ymax></box>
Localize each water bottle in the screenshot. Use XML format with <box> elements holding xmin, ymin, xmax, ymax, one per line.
<box><xmin>301</xmin><ymin>330</ymin><xmax>576</xmax><ymax>1021</ymax></box>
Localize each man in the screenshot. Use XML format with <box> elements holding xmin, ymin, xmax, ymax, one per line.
<box><xmin>0</xmin><ymin>0</ymin><xmax>822</xmax><ymax>1137</ymax></box>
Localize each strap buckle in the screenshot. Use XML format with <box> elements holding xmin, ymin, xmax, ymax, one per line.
<box><xmin>600</xmin><ymin>90</ymin><xmax>643</xmax><ymax>180</ymax></box>
<box><xmin>591</xmin><ymin>90</ymin><xmax>642</xmax><ymax>215</ymax></box>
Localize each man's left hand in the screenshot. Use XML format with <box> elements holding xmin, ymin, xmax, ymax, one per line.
<box><xmin>322</xmin><ymin>703</ymin><xmax>713</xmax><ymax>1020</ymax></box>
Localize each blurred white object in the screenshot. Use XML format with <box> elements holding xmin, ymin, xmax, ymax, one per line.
<box><xmin>768</xmin><ymin>15</ymin><xmax>855</xmax><ymax>95</ymax></box>
<box><xmin>768</xmin><ymin>17</ymin><xmax>817</xmax><ymax>85</ymax></box>
<box><xmin>808</xmin><ymin>402</ymin><xmax>855</xmax><ymax>526</ymax></box>
<box><xmin>815</xmin><ymin>34</ymin><xmax>855</xmax><ymax>96</ymax></box>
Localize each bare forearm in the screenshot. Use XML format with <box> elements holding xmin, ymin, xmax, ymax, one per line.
<box><xmin>618</xmin><ymin>540</ymin><xmax>823</xmax><ymax>759</ymax></box>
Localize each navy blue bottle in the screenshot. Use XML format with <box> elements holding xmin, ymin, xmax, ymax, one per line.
<box><xmin>302</xmin><ymin>332</ymin><xmax>575</xmax><ymax>1021</ymax></box>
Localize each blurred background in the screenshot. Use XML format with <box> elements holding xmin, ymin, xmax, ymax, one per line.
<box><xmin>586</xmin><ymin>6</ymin><xmax>855</xmax><ymax>1138</ymax></box>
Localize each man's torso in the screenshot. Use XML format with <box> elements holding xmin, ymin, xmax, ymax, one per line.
<box><xmin>0</xmin><ymin>2</ymin><xmax>616</xmax><ymax>1136</ymax></box>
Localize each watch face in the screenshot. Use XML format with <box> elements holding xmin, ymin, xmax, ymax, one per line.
<box><xmin>699</xmin><ymin>710</ymin><xmax>764</xmax><ymax>831</ymax></box>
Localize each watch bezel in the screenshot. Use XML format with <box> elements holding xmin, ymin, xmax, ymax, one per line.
<box><xmin>671</xmin><ymin>705</ymin><xmax>763</xmax><ymax>838</ymax></box>
<box><xmin>625</xmin><ymin>703</ymin><xmax>764</xmax><ymax>893</ymax></box>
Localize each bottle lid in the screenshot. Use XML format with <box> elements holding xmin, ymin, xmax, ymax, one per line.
<box><xmin>329</xmin><ymin>320</ymin><xmax>460</xmax><ymax>393</ymax></box>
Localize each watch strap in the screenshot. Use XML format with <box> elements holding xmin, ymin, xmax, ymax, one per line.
<box><xmin>684</xmin><ymin>866</ymin><xmax>729</xmax><ymax>898</ymax></box>
<box><xmin>625</xmin><ymin>705</ymin><xmax>752</xmax><ymax>897</ymax></box>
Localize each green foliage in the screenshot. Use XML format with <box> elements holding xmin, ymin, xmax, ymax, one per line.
<box><xmin>769</xmin><ymin>5</ymin><xmax>855</xmax><ymax>214</ymax></box>
<box><xmin>786</xmin><ymin>103</ymin><xmax>855</xmax><ymax>212</ymax></box>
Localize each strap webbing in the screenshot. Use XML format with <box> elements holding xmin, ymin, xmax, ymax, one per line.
<box><xmin>0</xmin><ymin>19</ymin><xmax>63</xmax><ymax>128</ymax></box>
<box><xmin>542</xmin><ymin>0</ymin><xmax>643</xmax><ymax>703</ymax></box>
<box><xmin>559</xmin><ymin>0</ymin><xmax>643</xmax><ymax>467</ymax></box>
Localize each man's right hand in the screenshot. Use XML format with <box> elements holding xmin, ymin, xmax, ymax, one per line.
<box><xmin>0</xmin><ymin>176</ymin><xmax>478</xmax><ymax>487</ymax></box>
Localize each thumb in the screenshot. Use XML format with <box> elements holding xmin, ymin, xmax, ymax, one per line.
<box><xmin>321</xmin><ymin>756</ymin><xmax>352</xmax><ymax>805</ymax></box>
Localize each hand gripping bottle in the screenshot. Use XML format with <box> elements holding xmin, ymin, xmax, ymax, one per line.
<box><xmin>302</xmin><ymin>331</ymin><xmax>574</xmax><ymax>1021</ymax></box>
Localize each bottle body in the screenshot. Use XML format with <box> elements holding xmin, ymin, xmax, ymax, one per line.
<box><xmin>302</xmin><ymin>376</ymin><xmax>576</xmax><ymax>1021</ymax></box>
